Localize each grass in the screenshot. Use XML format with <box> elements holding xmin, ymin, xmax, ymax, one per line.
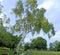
<box><xmin>0</xmin><ymin>50</ymin><xmax>15</xmax><ymax>55</ymax></box>
<box><xmin>0</xmin><ymin>47</ymin><xmax>16</xmax><ymax>55</ymax></box>
<box><xmin>31</xmin><ymin>51</ymin><xmax>60</xmax><ymax>55</ymax></box>
<box><xmin>0</xmin><ymin>48</ymin><xmax>25</xmax><ymax>55</ymax></box>
<box><xmin>0</xmin><ymin>49</ymin><xmax>60</xmax><ymax>55</ymax></box>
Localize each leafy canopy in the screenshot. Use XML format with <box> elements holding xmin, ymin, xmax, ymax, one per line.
<box><xmin>31</xmin><ymin>37</ymin><xmax>47</xmax><ymax>50</ymax></box>
<box><xmin>12</xmin><ymin>0</ymin><xmax>55</xmax><ymax>53</ymax></box>
<box><xmin>12</xmin><ymin>0</ymin><xmax>55</xmax><ymax>38</ymax></box>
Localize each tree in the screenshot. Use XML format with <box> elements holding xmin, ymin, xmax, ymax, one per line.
<box><xmin>49</xmin><ymin>43</ymin><xmax>56</xmax><ymax>51</ymax></box>
<box><xmin>0</xmin><ymin>3</ymin><xmax>9</xmax><ymax>47</ymax></box>
<box><xmin>49</xmin><ymin>41</ymin><xmax>60</xmax><ymax>51</ymax></box>
<box><xmin>0</xmin><ymin>3</ymin><xmax>7</xmax><ymax>46</ymax></box>
<box><xmin>24</xmin><ymin>43</ymin><xmax>30</xmax><ymax>51</ymax></box>
<box><xmin>49</xmin><ymin>41</ymin><xmax>59</xmax><ymax>51</ymax></box>
<box><xmin>12</xmin><ymin>0</ymin><xmax>55</xmax><ymax>53</ymax></box>
<box><xmin>30</xmin><ymin>37</ymin><xmax>47</xmax><ymax>50</ymax></box>
<box><xmin>0</xmin><ymin>31</ymin><xmax>22</xmax><ymax>49</ymax></box>
<box><xmin>57</xmin><ymin>42</ymin><xmax>60</xmax><ymax>51</ymax></box>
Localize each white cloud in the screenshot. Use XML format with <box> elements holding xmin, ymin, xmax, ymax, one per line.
<box><xmin>40</xmin><ymin>0</ymin><xmax>60</xmax><ymax>23</ymax></box>
<box><xmin>38</xmin><ymin>1</ymin><xmax>54</xmax><ymax>10</ymax></box>
<box><xmin>0</xmin><ymin>0</ymin><xmax>3</xmax><ymax>2</ymax></box>
<box><xmin>0</xmin><ymin>13</ymin><xmax>4</xmax><ymax>18</ymax></box>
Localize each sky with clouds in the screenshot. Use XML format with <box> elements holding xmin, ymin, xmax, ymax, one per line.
<box><xmin>0</xmin><ymin>0</ymin><xmax>60</xmax><ymax>47</ymax></box>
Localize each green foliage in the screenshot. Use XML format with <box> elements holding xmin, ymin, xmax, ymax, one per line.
<box><xmin>13</xmin><ymin>0</ymin><xmax>24</xmax><ymax>17</ymax></box>
<box><xmin>57</xmin><ymin>42</ymin><xmax>60</xmax><ymax>51</ymax></box>
<box><xmin>31</xmin><ymin>37</ymin><xmax>47</xmax><ymax>50</ymax></box>
<box><xmin>24</xmin><ymin>43</ymin><xmax>30</xmax><ymax>51</ymax></box>
<box><xmin>26</xmin><ymin>0</ymin><xmax>37</xmax><ymax>9</ymax></box>
<box><xmin>49</xmin><ymin>41</ymin><xmax>60</xmax><ymax>51</ymax></box>
<box><xmin>12</xmin><ymin>0</ymin><xmax>55</xmax><ymax>38</ymax></box>
<box><xmin>0</xmin><ymin>3</ymin><xmax>20</xmax><ymax>49</ymax></box>
<box><xmin>0</xmin><ymin>32</ymin><xmax>22</xmax><ymax>49</ymax></box>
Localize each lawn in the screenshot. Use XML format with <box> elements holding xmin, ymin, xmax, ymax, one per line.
<box><xmin>0</xmin><ymin>49</ymin><xmax>60</xmax><ymax>55</ymax></box>
<box><xmin>0</xmin><ymin>48</ymin><xmax>25</xmax><ymax>55</ymax></box>
<box><xmin>31</xmin><ymin>51</ymin><xmax>60</xmax><ymax>55</ymax></box>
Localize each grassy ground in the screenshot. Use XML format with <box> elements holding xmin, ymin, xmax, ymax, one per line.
<box><xmin>0</xmin><ymin>49</ymin><xmax>60</xmax><ymax>55</ymax></box>
<box><xmin>31</xmin><ymin>51</ymin><xmax>60</xmax><ymax>55</ymax></box>
<box><xmin>0</xmin><ymin>48</ymin><xmax>25</xmax><ymax>55</ymax></box>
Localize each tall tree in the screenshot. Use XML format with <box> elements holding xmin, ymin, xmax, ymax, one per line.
<box><xmin>12</xmin><ymin>0</ymin><xmax>55</xmax><ymax>53</ymax></box>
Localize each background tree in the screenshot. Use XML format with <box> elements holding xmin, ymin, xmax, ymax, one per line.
<box><xmin>49</xmin><ymin>41</ymin><xmax>59</xmax><ymax>51</ymax></box>
<box><xmin>0</xmin><ymin>32</ymin><xmax>22</xmax><ymax>50</ymax></box>
<box><xmin>30</xmin><ymin>37</ymin><xmax>47</xmax><ymax>50</ymax></box>
<box><xmin>0</xmin><ymin>3</ymin><xmax>7</xmax><ymax>47</ymax></box>
<box><xmin>56</xmin><ymin>42</ymin><xmax>60</xmax><ymax>51</ymax></box>
<box><xmin>12</xmin><ymin>0</ymin><xmax>55</xmax><ymax>53</ymax></box>
<box><xmin>49</xmin><ymin>41</ymin><xmax>60</xmax><ymax>51</ymax></box>
<box><xmin>24</xmin><ymin>43</ymin><xmax>30</xmax><ymax>51</ymax></box>
<box><xmin>49</xmin><ymin>43</ymin><xmax>56</xmax><ymax>51</ymax></box>
<box><xmin>0</xmin><ymin>3</ymin><xmax>22</xmax><ymax>50</ymax></box>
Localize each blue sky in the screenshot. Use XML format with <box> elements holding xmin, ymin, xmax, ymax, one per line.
<box><xmin>0</xmin><ymin>0</ymin><xmax>60</xmax><ymax>47</ymax></box>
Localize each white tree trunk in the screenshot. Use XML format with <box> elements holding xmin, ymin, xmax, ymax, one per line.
<box><xmin>16</xmin><ymin>35</ymin><xmax>26</xmax><ymax>53</ymax></box>
<box><xmin>16</xmin><ymin>28</ymin><xmax>27</xmax><ymax>53</ymax></box>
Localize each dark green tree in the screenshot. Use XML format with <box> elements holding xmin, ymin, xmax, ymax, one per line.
<box><xmin>49</xmin><ymin>41</ymin><xmax>60</xmax><ymax>51</ymax></box>
<box><xmin>57</xmin><ymin>42</ymin><xmax>60</xmax><ymax>51</ymax></box>
<box><xmin>0</xmin><ymin>31</ymin><xmax>22</xmax><ymax>49</ymax></box>
<box><xmin>49</xmin><ymin>41</ymin><xmax>58</xmax><ymax>51</ymax></box>
<box><xmin>0</xmin><ymin>3</ymin><xmax>9</xmax><ymax>46</ymax></box>
<box><xmin>31</xmin><ymin>37</ymin><xmax>47</xmax><ymax>50</ymax></box>
<box><xmin>12</xmin><ymin>0</ymin><xmax>55</xmax><ymax>53</ymax></box>
<box><xmin>24</xmin><ymin>43</ymin><xmax>30</xmax><ymax>51</ymax></box>
<box><xmin>0</xmin><ymin>3</ymin><xmax>7</xmax><ymax>46</ymax></box>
